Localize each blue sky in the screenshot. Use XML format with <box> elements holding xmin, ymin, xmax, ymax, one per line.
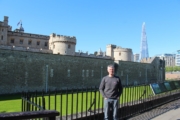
<box><xmin>0</xmin><ymin>0</ymin><xmax>180</xmax><ymax>56</ymax></box>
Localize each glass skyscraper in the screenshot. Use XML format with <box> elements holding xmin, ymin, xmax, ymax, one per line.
<box><xmin>140</xmin><ymin>22</ymin><xmax>149</xmax><ymax>60</ymax></box>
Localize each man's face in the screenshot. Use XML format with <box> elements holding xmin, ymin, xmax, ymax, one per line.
<box><xmin>107</xmin><ymin>67</ymin><xmax>114</xmax><ymax>76</ymax></box>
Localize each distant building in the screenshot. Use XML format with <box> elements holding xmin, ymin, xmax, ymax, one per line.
<box><xmin>134</xmin><ymin>53</ymin><xmax>139</xmax><ymax>62</ymax></box>
<box><xmin>176</xmin><ymin>50</ymin><xmax>180</xmax><ymax>66</ymax></box>
<box><xmin>0</xmin><ymin>16</ymin><xmax>76</xmax><ymax>56</ymax></box>
<box><xmin>0</xmin><ymin>16</ymin><xmax>134</xmax><ymax>61</ymax></box>
<box><xmin>140</xmin><ymin>22</ymin><xmax>149</xmax><ymax>60</ymax></box>
<box><xmin>155</xmin><ymin>53</ymin><xmax>176</xmax><ymax>67</ymax></box>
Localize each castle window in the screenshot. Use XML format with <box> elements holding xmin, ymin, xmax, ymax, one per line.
<box><xmin>44</xmin><ymin>42</ymin><xmax>48</xmax><ymax>47</ymax></box>
<box><xmin>11</xmin><ymin>39</ymin><xmax>14</xmax><ymax>43</ymax></box>
<box><xmin>1</xmin><ymin>36</ymin><xmax>3</xmax><ymax>40</ymax></box>
<box><xmin>19</xmin><ymin>39</ymin><xmax>23</xmax><ymax>44</ymax></box>
<box><xmin>119</xmin><ymin>52</ymin><xmax>121</xmax><ymax>56</ymax></box>
<box><xmin>67</xmin><ymin>69</ymin><xmax>70</xmax><ymax>77</ymax></box>
<box><xmin>91</xmin><ymin>70</ymin><xmax>94</xmax><ymax>77</ymax></box>
<box><xmin>2</xmin><ymin>29</ymin><xmax>3</xmax><ymax>31</ymax></box>
<box><xmin>53</xmin><ymin>44</ymin><xmax>55</xmax><ymax>49</ymax></box>
<box><xmin>86</xmin><ymin>70</ymin><xmax>89</xmax><ymax>77</ymax></box>
<box><xmin>82</xmin><ymin>70</ymin><xmax>85</xmax><ymax>77</ymax></box>
<box><xmin>37</xmin><ymin>41</ymin><xmax>40</xmax><ymax>45</ymax></box>
<box><xmin>28</xmin><ymin>40</ymin><xmax>32</xmax><ymax>45</ymax></box>
<box><xmin>68</xmin><ymin>44</ymin><xmax>71</xmax><ymax>49</ymax></box>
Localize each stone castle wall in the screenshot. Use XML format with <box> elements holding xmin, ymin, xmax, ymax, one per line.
<box><xmin>0</xmin><ymin>49</ymin><xmax>113</xmax><ymax>94</ymax></box>
<box><xmin>0</xmin><ymin>49</ymin><xmax>164</xmax><ymax>94</ymax></box>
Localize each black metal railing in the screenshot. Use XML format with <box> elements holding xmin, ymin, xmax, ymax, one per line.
<box><xmin>21</xmin><ymin>81</ymin><xmax>180</xmax><ymax>120</ymax></box>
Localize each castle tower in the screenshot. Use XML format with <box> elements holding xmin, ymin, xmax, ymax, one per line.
<box><xmin>0</xmin><ymin>16</ymin><xmax>9</xmax><ymax>45</ymax></box>
<box><xmin>113</xmin><ymin>47</ymin><xmax>133</xmax><ymax>61</ymax></box>
<box><xmin>106</xmin><ymin>44</ymin><xmax>116</xmax><ymax>58</ymax></box>
<box><xmin>49</xmin><ymin>33</ymin><xmax>76</xmax><ymax>55</ymax></box>
<box><xmin>140</xmin><ymin>22</ymin><xmax>149</xmax><ymax>60</ymax></box>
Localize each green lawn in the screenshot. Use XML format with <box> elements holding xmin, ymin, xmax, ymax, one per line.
<box><xmin>0</xmin><ymin>94</ymin><xmax>21</xmax><ymax>113</ymax></box>
<box><xmin>0</xmin><ymin>85</ymin><xmax>153</xmax><ymax>116</ymax></box>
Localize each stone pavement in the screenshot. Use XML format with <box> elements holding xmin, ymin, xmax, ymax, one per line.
<box><xmin>127</xmin><ymin>99</ymin><xmax>180</xmax><ymax>120</ymax></box>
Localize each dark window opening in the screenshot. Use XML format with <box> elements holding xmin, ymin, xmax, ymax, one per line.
<box><xmin>37</xmin><ymin>41</ymin><xmax>40</xmax><ymax>45</ymax></box>
<box><xmin>28</xmin><ymin>40</ymin><xmax>32</xmax><ymax>45</ymax></box>
<box><xmin>68</xmin><ymin>44</ymin><xmax>71</xmax><ymax>49</ymax></box>
<box><xmin>45</xmin><ymin>42</ymin><xmax>48</xmax><ymax>46</ymax></box>
<box><xmin>19</xmin><ymin>39</ymin><xmax>23</xmax><ymax>44</ymax></box>
<box><xmin>11</xmin><ymin>39</ymin><xmax>14</xmax><ymax>43</ymax></box>
<box><xmin>1</xmin><ymin>36</ymin><xmax>3</xmax><ymax>40</ymax></box>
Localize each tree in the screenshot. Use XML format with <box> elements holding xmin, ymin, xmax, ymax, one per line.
<box><xmin>94</xmin><ymin>51</ymin><xmax>98</xmax><ymax>56</ymax></box>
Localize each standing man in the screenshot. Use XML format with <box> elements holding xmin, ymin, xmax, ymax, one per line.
<box><xmin>99</xmin><ymin>64</ymin><xmax>123</xmax><ymax>120</ymax></box>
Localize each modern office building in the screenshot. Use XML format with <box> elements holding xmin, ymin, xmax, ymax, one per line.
<box><xmin>156</xmin><ymin>54</ymin><xmax>176</xmax><ymax>67</ymax></box>
<box><xmin>176</xmin><ymin>50</ymin><xmax>180</xmax><ymax>66</ymax></box>
<box><xmin>134</xmin><ymin>53</ymin><xmax>139</xmax><ymax>62</ymax></box>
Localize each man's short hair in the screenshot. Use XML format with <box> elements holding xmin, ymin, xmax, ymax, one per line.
<box><xmin>107</xmin><ymin>64</ymin><xmax>114</xmax><ymax>69</ymax></box>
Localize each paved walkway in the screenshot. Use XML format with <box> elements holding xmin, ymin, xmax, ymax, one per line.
<box><xmin>127</xmin><ymin>99</ymin><xmax>180</xmax><ymax>120</ymax></box>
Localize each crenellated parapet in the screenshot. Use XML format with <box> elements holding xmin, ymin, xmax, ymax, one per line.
<box><xmin>114</xmin><ymin>47</ymin><xmax>132</xmax><ymax>52</ymax></box>
<box><xmin>49</xmin><ymin>33</ymin><xmax>76</xmax><ymax>55</ymax></box>
<box><xmin>50</xmin><ymin>33</ymin><xmax>76</xmax><ymax>45</ymax></box>
<box><xmin>106</xmin><ymin>44</ymin><xmax>116</xmax><ymax>48</ymax></box>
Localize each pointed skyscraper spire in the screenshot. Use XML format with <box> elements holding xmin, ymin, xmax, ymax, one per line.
<box><xmin>140</xmin><ymin>22</ymin><xmax>149</xmax><ymax>60</ymax></box>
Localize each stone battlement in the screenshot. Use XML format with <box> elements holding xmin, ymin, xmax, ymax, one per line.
<box><xmin>8</xmin><ymin>31</ymin><xmax>49</xmax><ymax>39</ymax></box>
<box><xmin>140</xmin><ymin>57</ymin><xmax>155</xmax><ymax>63</ymax></box>
<box><xmin>50</xmin><ymin>33</ymin><xmax>76</xmax><ymax>44</ymax></box>
<box><xmin>106</xmin><ymin>44</ymin><xmax>116</xmax><ymax>48</ymax></box>
<box><xmin>74</xmin><ymin>52</ymin><xmax>112</xmax><ymax>59</ymax></box>
<box><xmin>114</xmin><ymin>47</ymin><xmax>132</xmax><ymax>52</ymax></box>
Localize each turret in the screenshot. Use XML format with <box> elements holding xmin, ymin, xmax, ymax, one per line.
<box><xmin>106</xmin><ymin>44</ymin><xmax>116</xmax><ymax>58</ymax></box>
<box><xmin>49</xmin><ymin>33</ymin><xmax>76</xmax><ymax>55</ymax></box>
<box><xmin>0</xmin><ymin>16</ymin><xmax>8</xmax><ymax>45</ymax></box>
<box><xmin>3</xmin><ymin>16</ymin><xmax>8</xmax><ymax>26</ymax></box>
<box><xmin>113</xmin><ymin>47</ymin><xmax>133</xmax><ymax>61</ymax></box>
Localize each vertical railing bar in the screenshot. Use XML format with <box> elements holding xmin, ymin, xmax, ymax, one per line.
<box><xmin>34</xmin><ymin>91</ymin><xmax>37</xmax><ymax>111</ymax></box>
<box><xmin>21</xmin><ymin>92</ymin><xmax>24</xmax><ymax>112</ymax></box>
<box><xmin>32</xmin><ymin>93</ymin><xmax>34</xmax><ymax>111</ymax></box>
<box><xmin>98</xmin><ymin>87</ymin><xmax>100</xmax><ymax>120</ymax></box>
<box><xmin>86</xmin><ymin>87</ymin><xmax>88</xmax><ymax>118</ymax></box>
<box><xmin>71</xmin><ymin>87</ymin><xmax>74</xmax><ymax>120</ymax></box>
<box><xmin>66</xmin><ymin>88</ymin><xmax>68</xmax><ymax>120</ymax></box>
<box><xmin>60</xmin><ymin>88</ymin><xmax>63</xmax><ymax>120</ymax></box>
<box><xmin>55</xmin><ymin>89</ymin><xmax>57</xmax><ymax>110</ymax></box>
<box><xmin>48</xmin><ymin>89</ymin><xmax>50</xmax><ymax>110</ymax></box>
<box><xmin>94</xmin><ymin>86</ymin><xmax>96</xmax><ymax>120</ymax></box>
<box><xmin>81</xmin><ymin>87</ymin><xmax>83</xmax><ymax>118</ymax></box>
<box><xmin>76</xmin><ymin>87</ymin><xmax>78</xmax><ymax>119</ymax></box>
<box><xmin>90</xmin><ymin>86</ymin><xmax>92</xmax><ymax>116</ymax></box>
